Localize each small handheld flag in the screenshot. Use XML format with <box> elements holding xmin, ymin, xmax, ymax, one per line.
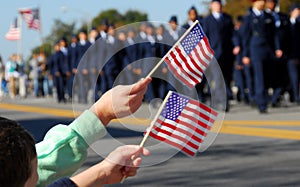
<box><xmin>146</xmin><ymin>20</ymin><xmax>214</xmax><ymax>88</ymax></box>
<box><xmin>141</xmin><ymin>91</ymin><xmax>218</xmax><ymax>157</ymax></box>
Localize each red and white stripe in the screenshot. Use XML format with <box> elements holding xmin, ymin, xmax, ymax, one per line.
<box><xmin>19</xmin><ymin>9</ymin><xmax>40</xmax><ymax>30</ymax></box>
<box><xmin>149</xmin><ymin>98</ymin><xmax>218</xmax><ymax>157</ymax></box>
<box><xmin>189</xmin><ymin>37</ymin><xmax>214</xmax><ymax>68</ymax></box>
<box><xmin>29</xmin><ymin>19</ymin><xmax>40</xmax><ymax>30</ymax></box>
<box><xmin>19</xmin><ymin>9</ymin><xmax>33</xmax><ymax>23</ymax></box>
<box><xmin>5</xmin><ymin>26</ymin><xmax>21</xmax><ymax>41</ymax></box>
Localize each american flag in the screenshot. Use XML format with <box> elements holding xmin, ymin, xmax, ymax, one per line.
<box><xmin>19</xmin><ymin>8</ymin><xmax>41</xmax><ymax>31</ymax></box>
<box><xmin>148</xmin><ymin>91</ymin><xmax>218</xmax><ymax>157</ymax></box>
<box><xmin>165</xmin><ymin>22</ymin><xmax>214</xmax><ymax>88</ymax></box>
<box><xmin>5</xmin><ymin>17</ymin><xmax>21</xmax><ymax>41</ymax></box>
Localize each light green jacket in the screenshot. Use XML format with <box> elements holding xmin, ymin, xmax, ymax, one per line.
<box><xmin>36</xmin><ymin>110</ymin><xmax>107</xmax><ymax>187</ymax></box>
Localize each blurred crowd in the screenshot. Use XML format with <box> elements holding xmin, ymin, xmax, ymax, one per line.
<box><xmin>0</xmin><ymin>0</ymin><xmax>299</xmax><ymax>113</ymax></box>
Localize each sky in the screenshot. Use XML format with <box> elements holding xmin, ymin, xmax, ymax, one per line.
<box><xmin>0</xmin><ymin>0</ymin><xmax>212</xmax><ymax>61</ymax></box>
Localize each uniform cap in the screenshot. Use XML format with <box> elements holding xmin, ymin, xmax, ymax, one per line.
<box><xmin>100</xmin><ymin>19</ymin><xmax>108</xmax><ymax>26</ymax></box>
<box><xmin>146</xmin><ymin>22</ymin><xmax>154</xmax><ymax>28</ymax></box>
<box><xmin>108</xmin><ymin>23</ymin><xmax>115</xmax><ymax>28</ymax></box>
<box><xmin>59</xmin><ymin>37</ymin><xmax>67</xmax><ymax>42</ymax></box>
<box><xmin>289</xmin><ymin>3</ymin><xmax>300</xmax><ymax>13</ymax></box>
<box><xmin>169</xmin><ymin>15</ymin><xmax>178</xmax><ymax>23</ymax></box>
<box><xmin>79</xmin><ymin>29</ymin><xmax>87</xmax><ymax>35</ymax></box>
<box><xmin>90</xmin><ymin>26</ymin><xmax>97</xmax><ymax>31</ymax></box>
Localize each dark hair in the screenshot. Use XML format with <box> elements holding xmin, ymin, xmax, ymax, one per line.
<box><xmin>188</xmin><ymin>6</ymin><xmax>198</xmax><ymax>15</ymax></box>
<box><xmin>0</xmin><ymin>117</ymin><xmax>37</xmax><ymax>187</ymax></box>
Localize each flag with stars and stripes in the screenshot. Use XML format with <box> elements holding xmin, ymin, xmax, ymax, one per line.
<box><xmin>5</xmin><ymin>17</ymin><xmax>21</xmax><ymax>41</ymax></box>
<box><xmin>165</xmin><ymin>22</ymin><xmax>214</xmax><ymax>87</ymax></box>
<box><xmin>19</xmin><ymin>8</ymin><xmax>41</xmax><ymax>31</ymax></box>
<box><xmin>148</xmin><ymin>91</ymin><xmax>218</xmax><ymax>157</ymax></box>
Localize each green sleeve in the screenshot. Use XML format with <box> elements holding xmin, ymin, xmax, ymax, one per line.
<box><xmin>36</xmin><ymin>110</ymin><xmax>107</xmax><ymax>187</ymax></box>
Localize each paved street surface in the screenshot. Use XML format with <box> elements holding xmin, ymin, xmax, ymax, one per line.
<box><xmin>0</xmin><ymin>96</ymin><xmax>299</xmax><ymax>187</ymax></box>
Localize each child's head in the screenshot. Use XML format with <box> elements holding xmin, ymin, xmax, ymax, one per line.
<box><xmin>0</xmin><ymin>117</ymin><xmax>38</xmax><ymax>187</ymax></box>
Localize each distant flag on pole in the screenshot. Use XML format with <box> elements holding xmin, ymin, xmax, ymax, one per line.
<box><xmin>19</xmin><ymin>8</ymin><xmax>41</xmax><ymax>31</ymax></box>
<box><xmin>164</xmin><ymin>22</ymin><xmax>214</xmax><ymax>88</ymax></box>
<box><xmin>5</xmin><ymin>17</ymin><xmax>21</xmax><ymax>41</ymax></box>
<box><xmin>148</xmin><ymin>91</ymin><xmax>218</xmax><ymax>157</ymax></box>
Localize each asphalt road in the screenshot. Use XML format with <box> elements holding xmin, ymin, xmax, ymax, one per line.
<box><xmin>0</xmin><ymin>96</ymin><xmax>299</xmax><ymax>187</ymax></box>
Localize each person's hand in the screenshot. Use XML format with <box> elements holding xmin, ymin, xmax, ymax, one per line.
<box><xmin>66</xmin><ymin>71</ymin><xmax>71</xmax><ymax>77</ymax></box>
<box><xmin>127</xmin><ymin>64</ymin><xmax>132</xmax><ymax>70</ymax></box>
<box><xmin>162</xmin><ymin>67</ymin><xmax>168</xmax><ymax>74</ymax></box>
<box><xmin>100</xmin><ymin>145</ymin><xmax>150</xmax><ymax>184</ymax></box>
<box><xmin>133</xmin><ymin>68</ymin><xmax>142</xmax><ymax>75</ymax></box>
<box><xmin>233</xmin><ymin>46</ymin><xmax>240</xmax><ymax>55</ymax></box>
<box><xmin>92</xmin><ymin>68</ymin><xmax>97</xmax><ymax>74</ymax></box>
<box><xmin>72</xmin><ymin>68</ymin><xmax>78</xmax><ymax>74</ymax></box>
<box><xmin>90</xmin><ymin>77</ymin><xmax>152</xmax><ymax>126</ymax></box>
<box><xmin>70</xmin><ymin>145</ymin><xmax>150</xmax><ymax>187</ymax></box>
<box><xmin>275</xmin><ymin>50</ymin><xmax>283</xmax><ymax>59</ymax></box>
<box><xmin>99</xmin><ymin>70</ymin><xmax>104</xmax><ymax>76</ymax></box>
<box><xmin>242</xmin><ymin>57</ymin><xmax>250</xmax><ymax>65</ymax></box>
<box><xmin>82</xmin><ymin>69</ymin><xmax>88</xmax><ymax>75</ymax></box>
<box><xmin>55</xmin><ymin>71</ymin><xmax>60</xmax><ymax>77</ymax></box>
<box><xmin>235</xmin><ymin>64</ymin><xmax>243</xmax><ymax>70</ymax></box>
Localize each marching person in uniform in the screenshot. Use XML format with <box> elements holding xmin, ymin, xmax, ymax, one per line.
<box><xmin>133</xmin><ymin>22</ymin><xmax>147</xmax><ymax>80</ymax></box>
<box><xmin>183</xmin><ymin>6</ymin><xmax>200</xmax><ymax>30</ymax></box>
<box><xmin>123</xmin><ymin>28</ymin><xmax>138</xmax><ymax>84</ymax></box>
<box><xmin>95</xmin><ymin>19</ymin><xmax>109</xmax><ymax>100</ymax></box>
<box><xmin>286</xmin><ymin>4</ymin><xmax>300</xmax><ymax>104</ymax></box>
<box><xmin>202</xmin><ymin>0</ymin><xmax>235</xmax><ymax>111</ymax></box>
<box><xmin>52</xmin><ymin>40</ymin><xmax>66</xmax><ymax>103</ymax></box>
<box><xmin>232</xmin><ymin>15</ymin><xmax>250</xmax><ymax>104</ymax></box>
<box><xmin>68</xmin><ymin>34</ymin><xmax>79</xmax><ymax>101</ymax></box>
<box><xmin>88</xmin><ymin>27</ymin><xmax>101</xmax><ymax>101</ymax></box>
<box><xmin>155</xmin><ymin>24</ymin><xmax>169</xmax><ymax>99</ymax></box>
<box><xmin>99</xmin><ymin>19</ymin><xmax>108</xmax><ymax>39</ymax></box>
<box><xmin>58</xmin><ymin>37</ymin><xmax>71</xmax><ymax>103</ymax></box>
<box><xmin>77</xmin><ymin>29</ymin><xmax>91</xmax><ymax>104</ymax></box>
<box><xmin>241</xmin><ymin>0</ymin><xmax>282</xmax><ymax>113</ymax></box>
<box><xmin>94</xmin><ymin>27</ymin><xmax>107</xmax><ymax>101</ymax></box>
<box><xmin>59</xmin><ymin>37</ymin><xmax>71</xmax><ymax>101</ymax></box>
<box><xmin>115</xmin><ymin>31</ymin><xmax>128</xmax><ymax>86</ymax></box>
<box><xmin>265</xmin><ymin>0</ymin><xmax>290</xmax><ymax>107</ymax></box>
<box><xmin>141</xmin><ymin>23</ymin><xmax>156</xmax><ymax>102</ymax></box>
<box><xmin>103</xmin><ymin>23</ymin><xmax>123</xmax><ymax>92</ymax></box>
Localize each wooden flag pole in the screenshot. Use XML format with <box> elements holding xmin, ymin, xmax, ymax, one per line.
<box><xmin>120</xmin><ymin>91</ymin><xmax>172</xmax><ymax>184</ymax></box>
<box><xmin>139</xmin><ymin>91</ymin><xmax>172</xmax><ymax>147</ymax></box>
<box><xmin>145</xmin><ymin>20</ymin><xmax>199</xmax><ymax>79</ymax></box>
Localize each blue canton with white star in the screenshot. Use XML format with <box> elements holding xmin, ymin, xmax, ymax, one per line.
<box><xmin>161</xmin><ymin>92</ymin><xmax>190</xmax><ymax>121</ymax></box>
<box><xmin>180</xmin><ymin>24</ymin><xmax>204</xmax><ymax>55</ymax></box>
